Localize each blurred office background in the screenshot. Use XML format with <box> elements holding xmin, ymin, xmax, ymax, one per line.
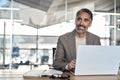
<box><xmin>0</xmin><ymin>0</ymin><xmax>120</xmax><ymax>69</ymax></box>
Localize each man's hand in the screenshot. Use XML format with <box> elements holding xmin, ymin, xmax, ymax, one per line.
<box><xmin>68</xmin><ymin>59</ymin><xmax>76</xmax><ymax>70</ymax></box>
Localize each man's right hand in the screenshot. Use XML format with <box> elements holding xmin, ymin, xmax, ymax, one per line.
<box><xmin>68</xmin><ymin>59</ymin><xmax>76</xmax><ymax>70</ymax></box>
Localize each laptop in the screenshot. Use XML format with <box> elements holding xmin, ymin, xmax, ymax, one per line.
<box><xmin>74</xmin><ymin>46</ymin><xmax>120</xmax><ymax>75</ymax></box>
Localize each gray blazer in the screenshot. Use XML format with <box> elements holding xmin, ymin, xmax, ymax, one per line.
<box><xmin>53</xmin><ymin>30</ymin><xmax>101</xmax><ymax>71</ymax></box>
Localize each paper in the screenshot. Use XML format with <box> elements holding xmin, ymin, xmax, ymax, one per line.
<box><xmin>23</xmin><ymin>69</ymin><xmax>63</xmax><ymax>77</ymax></box>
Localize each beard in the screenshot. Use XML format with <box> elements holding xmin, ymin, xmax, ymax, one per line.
<box><xmin>75</xmin><ymin>25</ymin><xmax>87</xmax><ymax>34</ymax></box>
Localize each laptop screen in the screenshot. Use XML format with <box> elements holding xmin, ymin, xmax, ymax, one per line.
<box><xmin>75</xmin><ymin>46</ymin><xmax>120</xmax><ymax>75</ymax></box>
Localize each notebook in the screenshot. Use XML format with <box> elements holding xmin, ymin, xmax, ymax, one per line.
<box><xmin>74</xmin><ymin>46</ymin><xmax>120</xmax><ymax>75</ymax></box>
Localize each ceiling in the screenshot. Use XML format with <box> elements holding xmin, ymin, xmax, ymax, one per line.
<box><xmin>12</xmin><ymin>0</ymin><xmax>120</xmax><ymax>28</ymax></box>
<box><xmin>14</xmin><ymin>0</ymin><xmax>116</xmax><ymax>12</ymax></box>
<box><xmin>14</xmin><ymin>0</ymin><xmax>53</xmax><ymax>12</ymax></box>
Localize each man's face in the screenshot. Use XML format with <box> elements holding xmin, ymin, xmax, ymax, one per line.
<box><xmin>75</xmin><ymin>12</ymin><xmax>92</xmax><ymax>34</ymax></box>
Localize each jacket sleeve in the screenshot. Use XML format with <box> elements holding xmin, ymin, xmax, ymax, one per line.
<box><xmin>94</xmin><ymin>36</ymin><xmax>101</xmax><ymax>45</ymax></box>
<box><xmin>53</xmin><ymin>36</ymin><xmax>68</xmax><ymax>71</ymax></box>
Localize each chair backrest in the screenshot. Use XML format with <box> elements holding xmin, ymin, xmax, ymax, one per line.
<box><xmin>52</xmin><ymin>48</ymin><xmax>56</xmax><ymax>59</ymax></box>
<box><xmin>49</xmin><ymin>48</ymin><xmax>56</xmax><ymax>69</ymax></box>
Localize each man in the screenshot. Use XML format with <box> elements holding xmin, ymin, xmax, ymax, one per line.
<box><xmin>53</xmin><ymin>8</ymin><xmax>101</xmax><ymax>72</ymax></box>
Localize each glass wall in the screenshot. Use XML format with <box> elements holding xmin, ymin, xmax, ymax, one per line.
<box><xmin>0</xmin><ymin>0</ymin><xmax>120</xmax><ymax>69</ymax></box>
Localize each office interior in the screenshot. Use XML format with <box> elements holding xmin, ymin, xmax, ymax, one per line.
<box><xmin>0</xmin><ymin>0</ymin><xmax>120</xmax><ymax>78</ymax></box>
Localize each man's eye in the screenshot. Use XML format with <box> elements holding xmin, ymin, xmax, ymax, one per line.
<box><xmin>77</xmin><ymin>18</ymin><xmax>81</xmax><ymax>21</ymax></box>
<box><xmin>84</xmin><ymin>19</ymin><xmax>89</xmax><ymax>22</ymax></box>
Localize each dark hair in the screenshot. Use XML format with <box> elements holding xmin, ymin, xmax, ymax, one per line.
<box><xmin>76</xmin><ymin>8</ymin><xmax>93</xmax><ymax>21</ymax></box>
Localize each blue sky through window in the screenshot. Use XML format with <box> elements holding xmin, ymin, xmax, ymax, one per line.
<box><xmin>0</xmin><ymin>0</ymin><xmax>8</xmax><ymax>7</ymax></box>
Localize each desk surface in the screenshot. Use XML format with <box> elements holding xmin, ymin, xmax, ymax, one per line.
<box><xmin>24</xmin><ymin>71</ymin><xmax>120</xmax><ymax>80</ymax></box>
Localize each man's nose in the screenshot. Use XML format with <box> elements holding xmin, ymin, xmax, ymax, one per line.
<box><xmin>79</xmin><ymin>20</ymin><xmax>84</xmax><ymax>25</ymax></box>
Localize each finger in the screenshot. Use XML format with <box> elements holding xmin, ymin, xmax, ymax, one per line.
<box><xmin>70</xmin><ymin>63</ymin><xmax>75</xmax><ymax>68</ymax></box>
<box><xmin>71</xmin><ymin>60</ymin><xmax>76</xmax><ymax>64</ymax></box>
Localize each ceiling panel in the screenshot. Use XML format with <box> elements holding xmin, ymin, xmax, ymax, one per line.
<box><xmin>14</xmin><ymin>0</ymin><xmax>53</xmax><ymax>12</ymax></box>
<box><xmin>12</xmin><ymin>0</ymin><xmax>120</xmax><ymax>28</ymax></box>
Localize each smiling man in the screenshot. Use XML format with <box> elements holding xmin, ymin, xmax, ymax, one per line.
<box><xmin>53</xmin><ymin>8</ymin><xmax>101</xmax><ymax>72</ymax></box>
